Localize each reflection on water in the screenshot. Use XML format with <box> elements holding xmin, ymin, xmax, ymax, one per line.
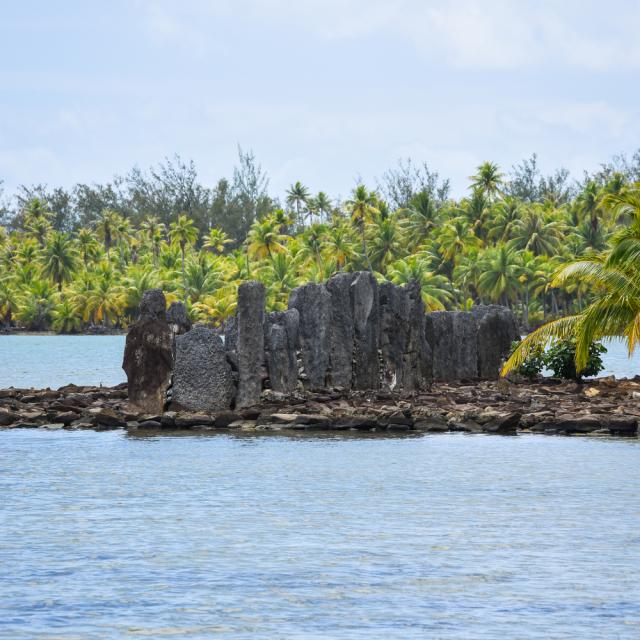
<box><xmin>1</xmin><ymin>430</ymin><xmax>639</xmax><ymax>638</ymax></box>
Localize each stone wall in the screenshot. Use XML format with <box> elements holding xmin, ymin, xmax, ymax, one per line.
<box><xmin>124</xmin><ymin>274</ymin><xmax>519</xmax><ymax>410</ymax></box>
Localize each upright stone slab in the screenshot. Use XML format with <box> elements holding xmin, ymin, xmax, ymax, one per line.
<box><xmin>403</xmin><ymin>281</ymin><xmax>432</xmax><ymax>389</ymax></box>
<box><xmin>166</xmin><ymin>301</ymin><xmax>192</xmax><ymax>336</ymax></box>
<box><xmin>236</xmin><ymin>281</ymin><xmax>265</xmax><ymax>408</ymax></box>
<box><xmin>379</xmin><ymin>281</ymin><xmax>409</xmax><ymax>390</ymax></box>
<box><xmin>172</xmin><ymin>324</ymin><xmax>235</xmax><ymax>412</ymax></box>
<box><xmin>326</xmin><ymin>272</ymin><xmax>356</xmax><ymax>388</ymax></box>
<box><xmin>472</xmin><ymin>305</ymin><xmax>520</xmax><ymax>379</ymax></box>
<box><xmin>425</xmin><ymin>311</ymin><xmax>456</xmax><ymax>382</ymax></box>
<box><xmin>288</xmin><ymin>283</ymin><xmax>331</xmax><ymax>390</ymax></box>
<box><xmin>350</xmin><ymin>271</ymin><xmax>380</xmax><ymax>390</ymax></box>
<box><xmin>122</xmin><ymin>289</ymin><xmax>173</xmax><ymax>413</ymax></box>
<box><xmin>265</xmin><ymin>309</ymin><xmax>299</xmax><ymax>394</ymax></box>
<box><xmin>451</xmin><ymin>311</ymin><xmax>478</xmax><ymax>379</ymax></box>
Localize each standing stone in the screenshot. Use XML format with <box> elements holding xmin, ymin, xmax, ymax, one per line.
<box><xmin>425</xmin><ymin>311</ymin><xmax>456</xmax><ymax>382</ymax></box>
<box><xmin>172</xmin><ymin>324</ymin><xmax>235</xmax><ymax>412</ymax></box>
<box><xmin>403</xmin><ymin>281</ymin><xmax>432</xmax><ymax>389</ymax></box>
<box><xmin>288</xmin><ymin>283</ymin><xmax>331</xmax><ymax>389</ymax></box>
<box><xmin>451</xmin><ymin>311</ymin><xmax>478</xmax><ymax>379</ymax></box>
<box><xmin>472</xmin><ymin>305</ymin><xmax>520</xmax><ymax>379</ymax></box>
<box><xmin>122</xmin><ymin>289</ymin><xmax>173</xmax><ymax>413</ymax></box>
<box><xmin>166</xmin><ymin>301</ymin><xmax>192</xmax><ymax>336</ymax></box>
<box><xmin>264</xmin><ymin>309</ymin><xmax>299</xmax><ymax>393</ymax></box>
<box><xmin>326</xmin><ymin>272</ymin><xmax>356</xmax><ymax>388</ymax></box>
<box><xmin>379</xmin><ymin>282</ymin><xmax>409</xmax><ymax>390</ymax></box>
<box><xmin>236</xmin><ymin>281</ymin><xmax>265</xmax><ymax>408</ymax></box>
<box><xmin>350</xmin><ymin>271</ymin><xmax>380</xmax><ymax>390</ymax></box>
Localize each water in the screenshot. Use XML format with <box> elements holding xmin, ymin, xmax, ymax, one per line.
<box><xmin>0</xmin><ymin>335</ymin><xmax>638</xmax><ymax>390</ymax></box>
<box><xmin>0</xmin><ymin>430</ymin><xmax>638</xmax><ymax>638</ymax></box>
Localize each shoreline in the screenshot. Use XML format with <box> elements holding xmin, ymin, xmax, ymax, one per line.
<box><xmin>1</xmin><ymin>378</ymin><xmax>639</xmax><ymax>438</ymax></box>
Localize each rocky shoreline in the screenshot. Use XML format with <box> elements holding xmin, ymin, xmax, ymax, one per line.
<box><xmin>1</xmin><ymin>377</ymin><xmax>638</xmax><ymax>437</ymax></box>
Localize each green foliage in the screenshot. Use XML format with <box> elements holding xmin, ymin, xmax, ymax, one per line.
<box><xmin>544</xmin><ymin>338</ymin><xmax>606</xmax><ymax>381</ymax></box>
<box><xmin>509</xmin><ymin>340</ymin><xmax>545</xmax><ymax>380</ymax></box>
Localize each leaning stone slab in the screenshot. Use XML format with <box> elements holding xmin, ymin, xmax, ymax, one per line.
<box><xmin>265</xmin><ymin>309</ymin><xmax>299</xmax><ymax>394</ymax></box>
<box><xmin>350</xmin><ymin>271</ymin><xmax>380</xmax><ymax>390</ymax></box>
<box><xmin>166</xmin><ymin>301</ymin><xmax>192</xmax><ymax>335</ymax></box>
<box><xmin>172</xmin><ymin>324</ymin><xmax>235</xmax><ymax>412</ymax></box>
<box><xmin>236</xmin><ymin>281</ymin><xmax>266</xmax><ymax>408</ymax></box>
<box><xmin>379</xmin><ymin>281</ymin><xmax>408</xmax><ymax>390</ymax></box>
<box><xmin>451</xmin><ymin>311</ymin><xmax>478</xmax><ymax>379</ymax></box>
<box><xmin>425</xmin><ymin>311</ymin><xmax>456</xmax><ymax>382</ymax></box>
<box><xmin>289</xmin><ymin>283</ymin><xmax>331</xmax><ymax>389</ymax></box>
<box><xmin>403</xmin><ymin>281</ymin><xmax>432</xmax><ymax>389</ymax></box>
<box><xmin>123</xmin><ymin>290</ymin><xmax>173</xmax><ymax>414</ymax></box>
<box><xmin>472</xmin><ymin>305</ymin><xmax>520</xmax><ymax>379</ymax></box>
<box><xmin>326</xmin><ymin>272</ymin><xmax>356</xmax><ymax>388</ymax></box>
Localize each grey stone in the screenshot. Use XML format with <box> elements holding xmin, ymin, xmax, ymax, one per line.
<box><xmin>451</xmin><ymin>311</ymin><xmax>478</xmax><ymax>379</ymax></box>
<box><xmin>289</xmin><ymin>283</ymin><xmax>331</xmax><ymax>389</ymax></box>
<box><xmin>472</xmin><ymin>305</ymin><xmax>520</xmax><ymax>379</ymax></box>
<box><xmin>265</xmin><ymin>309</ymin><xmax>299</xmax><ymax>393</ymax></box>
<box><xmin>403</xmin><ymin>281</ymin><xmax>432</xmax><ymax>390</ymax></box>
<box><xmin>236</xmin><ymin>281</ymin><xmax>265</xmax><ymax>408</ymax></box>
<box><xmin>379</xmin><ymin>281</ymin><xmax>409</xmax><ymax>390</ymax></box>
<box><xmin>166</xmin><ymin>301</ymin><xmax>192</xmax><ymax>335</ymax></box>
<box><xmin>123</xmin><ymin>295</ymin><xmax>173</xmax><ymax>414</ymax></box>
<box><xmin>350</xmin><ymin>271</ymin><xmax>380</xmax><ymax>390</ymax></box>
<box><xmin>172</xmin><ymin>324</ymin><xmax>235</xmax><ymax>412</ymax></box>
<box><xmin>425</xmin><ymin>311</ymin><xmax>456</xmax><ymax>381</ymax></box>
<box><xmin>138</xmin><ymin>288</ymin><xmax>167</xmax><ymax>321</ymax></box>
<box><xmin>326</xmin><ymin>272</ymin><xmax>356</xmax><ymax>388</ymax></box>
<box><xmin>224</xmin><ymin>315</ymin><xmax>238</xmax><ymax>353</ymax></box>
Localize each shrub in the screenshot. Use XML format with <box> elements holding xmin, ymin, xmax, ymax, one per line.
<box><xmin>509</xmin><ymin>340</ymin><xmax>545</xmax><ymax>380</ymax></box>
<box><xmin>544</xmin><ymin>338</ymin><xmax>606</xmax><ymax>381</ymax></box>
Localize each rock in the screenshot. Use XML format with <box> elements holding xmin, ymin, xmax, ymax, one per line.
<box><xmin>584</xmin><ymin>387</ymin><xmax>600</xmax><ymax>398</ymax></box>
<box><xmin>350</xmin><ymin>271</ymin><xmax>380</xmax><ymax>390</ymax></box>
<box><xmin>472</xmin><ymin>305</ymin><xmax>520</xmax><ymax>379</ymax></box>
<box><xmin>166</xmin><ymin>301</ymin><xmax>192</xmax><ymax>335</ymax></box>
<box><xmin>452</xmin><ymin>312</ymin><xmax>478</xmax><ymax>379</ymax></box>
<box><xmin>86</xmin><ymin>407</ymin><xmax>126</xmax><ymax>428</ymax></box>
<box><xmin>174</xmin><ymin>413</ymin><xmax>215</xmax><ymax>428</ymax></box>
<box><xmin>482</xmin><ymin>411</ymin><xmax>521</xmax><ymax>434</ymax></box>
<box><xmin>236</xmin><ymin>281</ymin><xmax>265</xmax><ymax>408</ymax></box>
<box><xmin>138</xmin><ymin>288</ymin><xmax>167</xmax><ymax>321</ymax></box>
<box><xmin>50</xmin><ymin>411</ymin><xmax>78</xmax><ymax>426</ymax></box>
<box><xmin>403</xmin><ymin>281</ymin><xmax>432</xmax><ymax>390</ymax></box>
<box><xmin>0</xmin><ymin>409</ymin><xmax>20</xmax><ymax>426</ymax></box>
<box><xmin>172</xmin><ymin>324</ymin><xmax>235</xmax><ymax>413</ymax></box>
<box><xmin>123</xmin><ymin>289</ymin><xmax>173</xmax><ymax>414</ymax></box>
<box><xmin>606</xmin><ymin>416</ymin><xmax>637</xmax><ymax>436</ymax></box>
<box><xmin>414</xmin><ymin>416</ymin><xmax>449</xmax><ymax>432</ymax></box>
<box><xmin>213</xmin><ymin>411</ymin><xmax>242</xmax><ymax>427</ymax></box>
<box><xmin>224</xmin><ymin>316</ymin><xmax>238</xmax><ymax>353</ymax></box>
<box><xmin>425</xmin><ymin>312</ymin><xmax>456</xmax><ymax>381</ymax></box>
<box><xmin>379</xmin><ymin>282</ymin><xmax>408</xmax><ymax>390</ymax></box>
<box><xmin>289</xmin><ymin>282</ymin><xmax>331</xmax><ymax>389</ymax></box>
<box><xmin>264</xmin><ymin>309</ymin><xmax>299</xmax><ymax>394</ymax></box>
<box><xmin>138</xmin><ymin>419</ymin><xmax>162</xmax><ymax>429</ymax></box>
<box><xmin>326</xmin><ymin>272</ymin><xmax>356</xmax><ymax>388</ymax></box>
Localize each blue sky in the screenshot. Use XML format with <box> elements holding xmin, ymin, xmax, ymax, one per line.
<box><xmin>1</xmin><ymin>0</ymin><xmax>639</xmax><ymax>200</ymax></box>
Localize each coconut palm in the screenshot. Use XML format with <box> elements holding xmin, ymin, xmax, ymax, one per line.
<box><xmin>41</xmin><ymin>231</ymin><xmax>78</xmax><ymax>292</ymax></box>
<box><xmin>470</xmin><ymin>161</ymin><xmax>503</xmax><ymax>200</ymax></box>
<box><xmin>95</xmin><ymin>209</ymin><xmax>119</xmax><ymax>259</ymax></box>
<box><xmin>76</xmin><ymin>228</ymin><xmax>101</xmax><ymax>266</ymax></box>
<box><xmin>368</xmin><ymin>216</ymin><xmax>404</xmax><ymax>274</ymax></box>
<box><xmin>477</xmin><ymin>245</ymin><xmax>521</xmax><ymax>307</ymax></box>
<box><xmin>345</xmin><ymin>185</ymin><xmax>379</xmax><ymax>271</ymax></box>
<box><xmin>202</xmin><ymin>228</ymin><xmax>233</xmax><ymax>254</ymax></box>
<box><xmin>169</xmin><ymin>214</ymin><xmax>199</xmax><ymax>290</ymax></box>
<box><xmin>286</xmin><ymin>181</ymin><xmax>311</xmax><ymax>225</ymax></box>
<box><xmin>388</xmin><ymin>255</ymin><xmax>454</xmax><ymax>310</ymax></box>
<box><xmin>52</xmin><ymin>299</ymin><xmax>82</xmax><ymax>333</ymax></box>
<box><xmin>246</xmin><ymin>218</ymin><xmax>287</xmax><ymax>261</ymax></box>
<box><xmin>508</xmin><ymin>207</ymin><xmax>566</xmax><ymax>256</ymax></box>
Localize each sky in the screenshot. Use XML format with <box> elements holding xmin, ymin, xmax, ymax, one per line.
<box><xmin>1</xmin><ymin>0</ymin><xmax>639</xmax><ymax>201</ymax></box>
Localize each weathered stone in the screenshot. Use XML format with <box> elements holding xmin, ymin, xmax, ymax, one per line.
<box><xmin>482</xmin><ymin>411</ymin><xmax>521</xmax><ymax>434</ymax></box>
<box><xmin>404</xmin><ymin>281</ymin><xmax>432</xmax><ymax>390</ymax></box>
<box><xmin>289</xmin><ymin>283</ymin><xmax>331</xmax><ymax>389</ymax></box>
<box><xmin>472</xmin><ymin>305</ymin><xmax>520</xmax><ymax>379</ymax></box>
<box><xmin>451</xmin><ymin>311</ymin><xmax>478</xmax><ymax>379</ymax></box>
<box><xmin>350</xmin><ymin>271</ymin><xmax>380</xmax><ymax>390</ymax></box>
<box><xmin>0</xmin><ymin>409</ymin><xmax>20</xmax><ymax>426</ymax></box>
<box><xmin>86</xmin><ymin>407</ymin><xmax>126</xmax><ymax>428</ymax></box>
<box><xmin>224</xmin><ymin>316</ymin><xmax>238</xmax><ymax>353</ymax></box>
<box><xmin>264</xmin><ymin>309</ymin><xmax>299</xmax><ymax>394</ymax></box>
<box><xmin>138</xmin><ymin>288</ymin><xmax>167</xmax><ymax>321</ymax></box>
<box><xmin>326</xmin><ymin>272</ymin><xmax>356</xmax><ymax>388</ymax></box>
<box><xmin>166</xmin><ymin>301</ymin><xmax>192</xmax><ymax>335</ymax></box>
<box><xmin>122</xmin><ymin>293</ymin><xmax>173</xmax><ymax>413</ymax></box>
<box><xmin>236</xmin><ymin>281</ymin><xmax>265</xmax><ymax>408</ymax></box>
<box><xmin>379</xmin><ymin>282</ymin><xmax>408</xmax><ymax>390</ymax></box>
<box><xmin>425</xmin><ymin>312</ymin><xmax>456</xmax><ymax>382</ymax></box>
<box><xmin>172</xmin><ymin>324</ymin><xmax>235</xmax><ymax>412</ymax></box>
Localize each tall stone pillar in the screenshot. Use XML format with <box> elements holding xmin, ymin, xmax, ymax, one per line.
<box><xmin>351</xmin><ymin>271</ymin><xmax>380</xmax><ymax>390</ymax></box>
<box><xmin>236</xmin><ymin>281</ymin><xmax>265</xmax><ymax>408</ymax></box>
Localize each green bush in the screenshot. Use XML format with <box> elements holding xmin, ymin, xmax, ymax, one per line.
<box><xmin>544</xmin><ymin>338</ymin><xmax>606</xmax><ymax>381</ymax></box>
<box><xmin>509</xmin><ymin>340</ymin><xmax>545</xmax><ymax>379</ymax></box>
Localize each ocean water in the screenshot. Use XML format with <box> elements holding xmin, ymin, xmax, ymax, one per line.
<box><xmin>0</xmin><ymin>335</ymin><xmax>638</xmax><ymax>390</ymax></box>
<box><xmin>0</xmin><ymin>430</ymin><xmax>638</xmax><ymax>639</ymax></box>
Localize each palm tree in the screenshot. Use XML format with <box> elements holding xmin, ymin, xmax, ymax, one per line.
<box><xmin>368</xmin><ymin>216</ymin><xmax>404</xmax><ymax>273</ymax></box>
<box><xmin>508</xmin><ymin>207</ymin><xmax>565</xmax><ymax>256</ymax></box>
<box><xmin>388</xmin><ymin>255</ymin><xmax>454</xmax><ymax>310</ymax></box>
<box><xmin>140</xmin><ymin>216</ymin><xmax>166</xmax><ymax>265</ymax></box>
<box><xmin>95</xmin><ymin>209</ymin><xmax>119</xmax><ymax>259</ymax></box>
<box><xmin>246</xmin><ymin>218</ymin><xmax>287</xmax><ymax>261</ymax></box>
<box><xmin>202</xmin><ymin>228</ymin><xmax>233</xmax><ymax>254</ymax></box>
<box><xmin>52</xmin><ymin>299</ymin><xmax>82</xmax><ymax>333</ymax></box>
<box><xmin>477</xmin><ymin>245</ymin><xmax>521</xmax><ymax>307</ymax></box>
<box><xmin>286</xmin><ymin>181</ymin><xmax>311</xmax><ymax>225</ymax></box>
<box><xmin>470</xmin><ymin>161</ymin><xmax>503</xmax><ymax>200</ymax></box>
<box><xmin>314</xmin><ymin>192</ymin><xmax>332</xmax><ymax>222</ymax></box>
<box><xmin>322</xmin><ymin>222</ymin><xmax>357</xmax><ymax>272</ymax></box>
<box><xmin>76</xmin><ymin>228</ymin><xmax>100</xmax><ymax>266</ymax></box>
<box><xmin>169</xmin><ymin>214</ymin><xmax>199</xmax><ymax>292</ymax></box>
<box><xmin>41</xmin><ymin>231</ymin><xmax>78</xmax><ymax>292</ymax></box>
<box><xmin>504</xmin><ymin>184</ymin><xmax>640</xmax><ymax>375</ymax></box>
<box><xmin>345</xmin><ymin>184</ymin><xmax>379</xmax><ymax>271</ymax></box>
<box><xmin>399</xmin><ymin>190</ymin><xmax>440</xmax><ymax>247</ymax></box>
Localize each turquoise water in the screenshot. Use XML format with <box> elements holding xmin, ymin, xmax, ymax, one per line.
<box><xmin>0</xmin><ymin>430</ymin><xmax>639</xmax><ymax>638</ymax></box>
<box><xmin>0</xmin><ymin>335</ymin><xmax>638</xmax><ymax>390</ymax></box>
